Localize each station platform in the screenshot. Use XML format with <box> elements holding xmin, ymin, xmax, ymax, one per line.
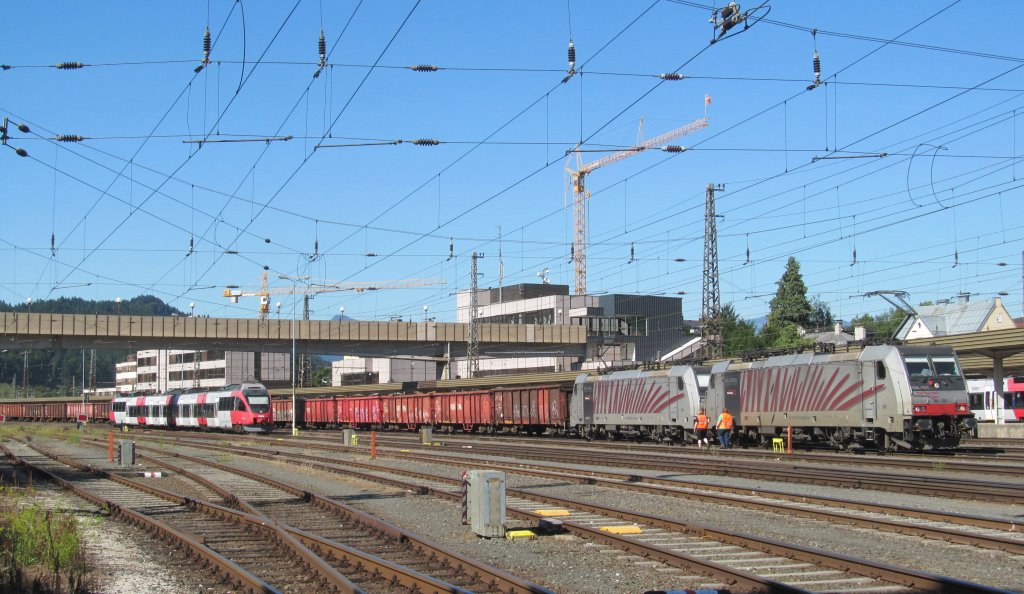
<box><xmin>976</xmin><ymin>423</ymin><xmax>1024</xmax><ymax>439</ymax></box>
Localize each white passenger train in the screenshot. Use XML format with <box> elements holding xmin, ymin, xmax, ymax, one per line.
<box><xmin>967</xmin><ymin>377</ymin><xmax>1024</xmax><ymax>423</ymax></box>
<box><xmin>110</xmin><ymin>383</ymin><xmax>273</xmax><ymax>433</ymax></box>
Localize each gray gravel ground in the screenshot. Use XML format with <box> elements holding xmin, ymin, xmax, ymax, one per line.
<box><xmin>8</xmin><ymin>431</ymin><xmax>1024</xmax><ymax>594</ymax></box>
<box><xmin>220</xmin><ymin>441</ymin><xmax>1024</xmax><ymax>593</ymax></box>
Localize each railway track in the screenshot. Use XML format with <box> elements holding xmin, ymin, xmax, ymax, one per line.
<box><xmin>345</xmin><ymin>434</ymin><xmax>1024</xmax><ymax>504</ymax></box>
<box><xmin>101</xmin><ymin>439</ymin><xmax>554</xmax><ymax>594</ymax></box>
<box><xmin>366</xmin><ymin>431</ymin><xmax>1024</xmax><ymax>477</ymax></box>
<box><xmin>2</xmin><ymin>437</ymin><xmax>550</xmax><ymax>594</ymax></box>
<box><xmin>137</xmin><ymin>433</ymin><xmax>1013</xmax><ymax>594</ymax></box>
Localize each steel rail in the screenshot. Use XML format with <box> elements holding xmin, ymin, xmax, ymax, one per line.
<box><xmin>69</xmin><ymin>437</ymin><xmax>495</xmax><ymax>594</ymax></box>
<box><xmin>151</xmin><ymin>434</ymin><xmax>1013</xmax><ymax>594</ymax></box>
<box><xmin>338</xmin><ymin>447</ymin><xmax>1024</xmax><ymax>555</ymax></box>
<box><xmin>13</xmin><ymin>441</ymin><xmax>364</xmax><ymax>594</ymax></box>
<box><xmin>0</xmin><ymin>443</ymin><xmax>282</xmax><ymax>594</ymax></box>
<box><xmin>114</xmin><ymin>441</ymin><xmax>550</xmax><ymax>594</ymax></box>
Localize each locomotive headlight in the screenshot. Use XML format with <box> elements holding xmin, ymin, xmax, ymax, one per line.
<box><xmin>913</xmin><ymin>405</ymin><xmax>926</xmax><ymax>413</ymax></box>
<box><xmin>955</xmin><ymin>404</ymin><xmax>967</xmax><ymax>412</ymax></box>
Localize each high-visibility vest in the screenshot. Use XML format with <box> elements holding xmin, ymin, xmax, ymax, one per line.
<box><xmin>695</xmin><ymin>414</ymin><xmax>709</xmax><ymax>430</ymax></box>
<box><xmin>718</xmin><ymin>412</ymin><xmax>734</xmax><ymax>430</ymax></box>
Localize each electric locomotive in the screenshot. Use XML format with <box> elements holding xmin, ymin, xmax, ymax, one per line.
<box><xmin>570</xmin><ymin>366</ymin><xmax>702</xmax><ymax>442</ymax></box>
<box><xmin>704</xmin><ymin>345</ymin><xmax>975</xmax><ymax>451</ymax></box>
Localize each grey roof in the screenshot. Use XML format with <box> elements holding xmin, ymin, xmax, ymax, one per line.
<box><xmin>805</xmin><ymin>330</ymin><xmax>856</xmax><ymax>345</ymax></box>
<box><xmin>896</xmin><ymin>299</ymin><xmax>995</xmax><ymax>339</ymax></box>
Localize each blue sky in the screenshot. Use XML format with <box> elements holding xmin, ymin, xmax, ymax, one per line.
<box><xmin>2</xmin><ymin>1</ymin><xmax>1021</xmax><ymax>325</ymax></box>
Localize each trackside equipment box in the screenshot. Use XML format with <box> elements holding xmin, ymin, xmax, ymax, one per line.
<box><xmin>467</xmin><ymin>470</ymin><xmax>505</xmax><ymax>538</ymax></box>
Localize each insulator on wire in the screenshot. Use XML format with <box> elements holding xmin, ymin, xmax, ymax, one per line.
<box><xmin>55</xmin><ymin>62</ymin><xmax>85</xmax><ymax>70</ymax></box>
<box><xmin>318</xmin><ymin>29</ymin><xmax>327</xmax><ymax>67</ymax></box>
<box><xmin>51</xmin><ymin>233</ymin><xmax>55</xmax><ymax>256</ymax></box>
<box><xmin>659</xmin><ymin>73</ymin><xmax>684</xmax><ymax>80</ymax></box>
<box><xmin>661</xmin><ymin>145</ymin><xmax>687</xmax><ymax>153</ymax></box>
<box><xmin>55</xmin><ymin>134</ymin><xmax>84</xmax><ymax>142</ymax></box>
<box><xmin>410</xmin><ymin>64</ymin><xmax>439</xmax><ymax>72</ymax></box>
<box><xmin>195</xmin><ymin>27</ymin><xmax>212</xmax><ymax>73</ymax></box>
<box><xmin>567</xmin><ymin>39</ymin><xmax>576</xmax><ymax>73</ymax></box>
<box><xmin>447</xmin><ymin>238</ymin><xmax>454</xmax><ymax>261</ymax></box>
<box><xmin>412</xmin><ymin>138</ymin><xmax>439</xmax><ymax>146</ymax></box>
<box><xmin>14</xmin><ymin>147</ymin><xmax>28</xmax><ymax>157</ymax></box>
<box><xmin>2</xmin><ymin>65</ymin><xmax>11</xmax><ymax>70</ymax></box>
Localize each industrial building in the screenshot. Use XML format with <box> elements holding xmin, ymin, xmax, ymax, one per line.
<box><xmin>117</xmin><ymin>349</ymin><xmax>291</xmax><ymax>393</ymax></box>
<box><xmin>332</xmin><ymin>283</ymin><xmax>696</xmax><ymax>384</ymax></box>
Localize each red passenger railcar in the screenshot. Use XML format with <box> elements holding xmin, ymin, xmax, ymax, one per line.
<box><xmin>432</xmin><ymin>389</ymin><xmax>494</xmax><ymax>431</ymax></box>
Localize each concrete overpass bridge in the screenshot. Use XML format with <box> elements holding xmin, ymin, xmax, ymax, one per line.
<box><xmin>0</xmin><ymin>312</ymin><xmax>588</xmax><ymax>359</ymax></box>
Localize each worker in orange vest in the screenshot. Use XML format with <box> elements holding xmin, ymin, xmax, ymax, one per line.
<box><xmin>716</xmin><ymin>408</ymin><xmax>734</xmax><ymax>449</ymax></box>
<box><xmin>694</xmin><ymin>409</ymin><xmax>710</xmax><ymax>449</ymax></box>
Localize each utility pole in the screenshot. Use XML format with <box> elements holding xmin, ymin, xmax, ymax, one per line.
<box><xmin>298</xmin><ymin>294</ymin><xmax>312</xmax><ymax>387</ymax></box>
<box><xmin>702</xmin><ymin>183</ymin><xmax>724</xmax><ymax>359</ymax></box>
<box><xmin>467</xmin><ymin>252</ymin><xmax>483</xmax><ymax>378</ymax></box>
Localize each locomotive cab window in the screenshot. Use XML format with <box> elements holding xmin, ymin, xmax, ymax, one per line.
<box><xmin>234</xmin><ymin>398</ymin><xmax>246</xmax><ymax>411</ymax></box>
<box><xmin>904</xmin><ymin>356</ymin><xmax>931</xmax><ymax>378</ymax></box>
<box><xmin>931</xmin><ymin>356</ymin><xmax>960</xmax><ymax>377</ymax></box>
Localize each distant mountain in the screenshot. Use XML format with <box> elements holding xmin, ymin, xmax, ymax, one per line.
<box><xmin>0</xmin><ymin>296</ymin><xmax>186</xmax><ymax>395</ymax></box>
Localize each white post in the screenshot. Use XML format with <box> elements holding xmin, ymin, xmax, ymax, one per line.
<box><xmin>291</xmin><ymin>293</ymin><xmax>297</xmax><ymax>436</ymax></box>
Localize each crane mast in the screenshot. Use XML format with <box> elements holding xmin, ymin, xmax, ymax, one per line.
<box><xmin>223</xmin><ymin>273</ymin><xmax>444</xmax><ymax>321</ymax></box>
<box><xmin>566</xmin><ymin>116</ymin><xmax>708</xmax><ymax>295</ymax></box>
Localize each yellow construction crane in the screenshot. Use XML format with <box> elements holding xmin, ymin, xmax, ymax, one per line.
<box><xmin>224</xmin><ymin>272</ymin><xmax>444</xmax><ymax>320</ymax></box>
<box><xmin>566</xmin><ymin>114</ymin><xmax>709</xmax><ymax>295</ymax></box>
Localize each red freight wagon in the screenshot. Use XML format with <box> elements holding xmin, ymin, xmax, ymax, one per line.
<box><xmin>272</xmin><ymin>398</ymin><xmax>303</xmax><ymax>428</ymax></box>
<box><xmin>432</xmin><ymin>390</ymin><xmax>494</xmax><ymax>431</ymax></box>
<box><xmin>304</xmin><ymin>397</ymin><xmax>338</xmax><ymax>427</ymax></box>
<box><xmin>67</xmin><ymin>402</ymin><xmax>111</xmax><ymax>423</ymax></box>
<box><xmin>494</xmin><ymin>386</ymin><xmax>569</xmax><ymax>432</ymax></box>
<box><xmin>336</xmin><ymin>396</ymin><xmax>382</xmax><ymax>428</ymax></box>
<box><xmin>381</xmin><ymin>394</ymin><xmax>432</xmax><ymax>428</ymax></box>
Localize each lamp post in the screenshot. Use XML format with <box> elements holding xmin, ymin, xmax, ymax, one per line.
<box><xmin>279</xmin><ymin>274</ymin><xmax>310</xmax><ymax>437</ymax></box>
<box><xmin>339</xmin><ymin>305</ymin><xmax>344</xmax><ymax>319</ymax></box>
<box><xmin>423</xmin><ymin>305</ymin><xmax>429</xmax><ymax>322</ymax></box>
<box><xmin>115</xmin><ymin>297</ymin><xmax>121</xmax><ymax>316</ymax></box>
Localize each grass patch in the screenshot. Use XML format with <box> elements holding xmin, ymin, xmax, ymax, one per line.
<box><xmin>0</xmin><ymin>486</ymin><xmax>92</xmax><ymax>593</ymax></box>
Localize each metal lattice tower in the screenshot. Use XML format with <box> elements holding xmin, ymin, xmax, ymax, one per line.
<box><xmin>88</xmin><ymin>349</ymin><xmax>96</xmax><ymax>393</ymax></box>
<box><xmin>467</xmin><ymin>252</ymin><xmax>483</xmax><ymax>378</ymax></box>
<box><xmin>702</xmin><ymin>183</ymin><xmax>724</xmax><ymax>359</ymax></box>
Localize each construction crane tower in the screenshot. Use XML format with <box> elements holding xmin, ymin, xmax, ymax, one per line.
<box><xmin>566</xmin><ymin>114</ymin><xmax>708</xmax><ymax>295</ymax></box>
